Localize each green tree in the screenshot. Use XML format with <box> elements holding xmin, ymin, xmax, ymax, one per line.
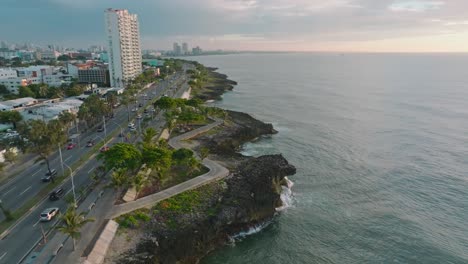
<box><xmin>141</xmin><ymin>146</ymin><xmax>172</xmax><ymax>179</ymax></box>
<box><xmin>78</xmin><ymin>94</ymin><xmax>109</xmax><ymax>127</ymax></box>
<box><xmin>98</xmin><ymin>143</ymin><xmax>142</xmax><ymax>171</ymax></box>
<box><xmin>57</xmin><ymin>207</ymin><xmax>95</xmax><ymax>251</ymax></box>
<box><xmin>58</xmin><ymin>111</ymin><xmax>76</xmax><ymax>132</ymax></box>
<box><xmin>154</xmin><ymin>96</ymin><xmax>176</xmax><ymax>110</ymax></box>
<box><xmin>0</xmin><ymin>84</ymin><xmax>10</xmax><ymax>95</ymax></box>
<box><xmin>57</xmin><ymin>55</ymin><xmax>71</xmax><ymax>61</ymax></box>
<box><xmin>199</xmin><ymin>147</ymin><xmax>209</xmax><ymax>160</ymax></box>
<box><xmin>172</xmin><ymin>148</ymin><xmax>200</xmax><ymax>173</ymax></box>
<box><xmin>172</xmin><ymin>148</ymin><xmax>194</xmax><ymax>166</ymax></box>
<box><xmin>132</xmin><ymin>171</ymin><xmax>149</xmax><ymax>197</ymax></box>
<box><xmin>47</xmin><ymin>86</ymin><xmax>65</xmax><ymax>98</ymax></box>
<box><xmin>120</xmin><ymin>92</ymin><xmax>132</xmax><ymax>121</ymax></box>
<box><xmin>0</xmin><ymin>110</ymin><xmax>23</xmax><ymax>129</ymax></box>
<box><xmin>3</xmin><ymin>149</ymin><xmax>17</xmax><ymax>164</ymax></box>
<box><xmin>18</xmin><ymin>86</ymin><xmax>35</xmax><ymax>98</ymax></box>
<box><xmin>106</xmin><ymin>92</ymin><xmax>118</xmax><ymax>114</ymax></box>
<box><xmin>141</xmin><ymin>127</ymin><xmax>158</xmax><ymax>147</ymax></box>
<box><xmin>29</xmin><ymin>84</ymin><xmax>49</xmax><ymax>98</ymax></box>
<box><xmin>19</xmin><ymin>119</ymin><xmax>67</xmax><ymax>175</ymax></box>
<box><xmin>110</xmin><ymin>168</ymin><xmax>130</xmax><ymax>191</ymax></box>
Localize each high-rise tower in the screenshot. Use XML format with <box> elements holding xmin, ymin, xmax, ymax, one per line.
<box><xmin>105</xmin><ymin>8</ymin><xmax>142</xmax><ymax>88</ymax></box>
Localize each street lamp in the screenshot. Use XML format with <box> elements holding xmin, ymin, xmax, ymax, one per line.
<box><xmin>63</xmin><ymin>163</ymin><xmax>76</xmax><ymax>206</ymax></box>
<box><xmin>111</xmin><ymin>121</ymin><xmax>124</xmax><ymax>142</ymax></box>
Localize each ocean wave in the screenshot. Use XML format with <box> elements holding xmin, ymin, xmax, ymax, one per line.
<box><xmin>276</xmin><ymin>177</ymin><xmax>294</xmax><ymax>212</ymax></box>
<box><xmin>229</xmin><ymin>220</ymin><xmax>273</xmax><ymax>243</ymax></box>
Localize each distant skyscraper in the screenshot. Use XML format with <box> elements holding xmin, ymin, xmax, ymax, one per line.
<box><xmin>173</xmin><ymin>42</ymin><xmax>182</xmax><ymax>56</ymax></box>
<box><xmin>182</xmin><ymin>43</ymin><xmax>189</xmax><ymax>54</ymax></box>
<box><xmin>105</xmin><ymin>8</ymin><xmax>142</xmax><ymax>88</ymax></box>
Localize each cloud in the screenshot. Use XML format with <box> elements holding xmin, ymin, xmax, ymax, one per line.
<box><xmin>1</xmin><ymin>0</ymin><xmax>468</xmax><ymax>52</ymax></box>
<box><xmin>389</xmin><ymin>1</ymin><xmax>445</xmax><ymax>12</ymax></box>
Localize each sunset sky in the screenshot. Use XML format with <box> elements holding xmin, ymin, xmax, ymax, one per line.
<box><xmin>1</xmin><ymin>0</ymin><xmax>468</xmax><ymax>52</ymax></box>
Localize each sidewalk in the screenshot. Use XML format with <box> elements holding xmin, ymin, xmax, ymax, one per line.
<box><xmin>31</xmin><ymin>181</ymin><xmax>116</xmax><ymax>264</ymax></box>
<box><xmin>111</xmin><ymin>118</ymin><xmax>227</xmax><ymax>218</ymax></box>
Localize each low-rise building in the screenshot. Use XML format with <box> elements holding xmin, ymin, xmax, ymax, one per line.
<box><xmin>0</xmin><ymin>50</ymin><xmax>19</xmax><ymax>59</ymax></box>
<box><xmin>0</xmin><ymin>97</ymin><xmax>38</xmax><ymax>110</ymax></box>
<box><xmin>0</xmin><ymin>69</ymin><xmax>17</xmax><ymax>79</ymax></box>
<box><xmin>39</xmin><ymin>50</ymin><xmax>60</xmax><ymax>60</ymax></box>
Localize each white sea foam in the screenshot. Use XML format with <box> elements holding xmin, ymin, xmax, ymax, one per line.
<box><xmin>230</xmin><ymin>221</ymin><xmax>272</xmax><ymax>242</ymax></box>
<box><xmin>276</xmin><ymin>177</ymin><xmax>294</xmax><ymax>212</ymax></box>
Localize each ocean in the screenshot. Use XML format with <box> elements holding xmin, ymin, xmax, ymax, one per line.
<box><xmin>190</xmin><ymin>53</ymin><xmax>468</xmax><ymax>264</ymax></box>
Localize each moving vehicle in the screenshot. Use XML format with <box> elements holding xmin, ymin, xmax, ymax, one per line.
<box><xmin>97</xmin><ymin>126</ymin><xmax>104</xmax><ymax>132</ymax></box>
<box><xmin>42</xmin><ymin>169</ymin><xmax>57</xmax><ymax>182</ymax></box>
<box><xmin>136</xmin><ymin>114</ymin><xmax>142</xmax><ymax>119</ymax></box>
<box><xmin>100</xmin><ymin>146</ymin><xmax>110</xmax><ymax>152</ymax></box>
<box><xmin>49</xmin><ymin>188</ymin><xmax>65</xmax><ymax>201</ymax></box>
<box><xmin>67</xmin><ymin>142</ymin><xmax>77</xmax><ymax>150</ymax></box>
<box><xmin>86</xmin><ymin>140</ymin><xmax>95</xmax><ymax>147</ymax></box>
<box><xmin>128</xmin><ymin>123</ymin><xmax>135</xmax><ymax>128</ymax></box>
<box><xmin>40</xmin><ymin>208</ymin><xmax>59</xmax><ymax>222</ymax></box>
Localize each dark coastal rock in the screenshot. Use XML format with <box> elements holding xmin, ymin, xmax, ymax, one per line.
<box><xmin>195</xmin><ymin>69</ymin><xmax>237</xmax><ymax>101</ymax></box>
<box><xmin>196</xmin><ymin>110</ymin><xmax>277</xmax><ymax>156</ymax></box>
<box><xmin>116</xmin><ymin>155</ymin><xmax>296</xmax><ymax>264</ymax></box>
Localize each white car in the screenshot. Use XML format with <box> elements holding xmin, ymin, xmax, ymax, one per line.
<box><xmin>128</xmin><ymin>123</ymin><xmax>135</xmax><ymax>128</ymax></box>
<box><xmin>136</xmin><ymin>115</ymin><xmax>142</xmax><ymax>119</ymax></box>
<box><xmin>131</xmin><ymin>108</ymin><xmax>138</xmax><ymax>112</ymax></box>
<box><xmin>40</xmin><ymin>208</ymin><xmax>59</xmax><ymax>222</ymax></box>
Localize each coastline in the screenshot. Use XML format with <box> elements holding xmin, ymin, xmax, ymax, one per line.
<box><xmin>103</xmin><ymin>64</ymin><xmax>296</xmax><ymax>264</ymax></box>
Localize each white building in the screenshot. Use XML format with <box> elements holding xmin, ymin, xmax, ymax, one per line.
<box><xmin>40</xmin><ymin>50</ymin><xmax>60</xmax><ymax>60</ymax></box>
<box><xmin>0</xmin><ymin>69</ymin><xmax>17</xmax><ymax>79</ymax></box>
<box><xmin>105</xmin><ymin>8</ymin><xmax>142</xmax><ymax>88</ymax></box>
<box><xmin>0</xmin><ymin>50</ymin><xmax>19</xmax><ymax>59</ymax></box>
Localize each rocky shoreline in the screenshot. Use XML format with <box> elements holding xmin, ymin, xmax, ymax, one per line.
<box><xmin>104</xmin><ymin>67</ymin><xmax>296</xmax><ymax>264</ymax></box>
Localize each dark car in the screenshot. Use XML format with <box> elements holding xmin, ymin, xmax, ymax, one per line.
<box><xmin>42</xmin><ymin>169</ymin><xmax>57</xmax><ymax>182</ymax></box>
<box><xmin>97</xmin><ymin>126</ymin><xmax>104</xmax><ymax>132</ymax></box>
<box><xmin>49</xmin><ymin>188</ymin><xmax>65</xmax><ymax>201</ymax></box>
<box><xmin>143</xmin><ymin>109</ymin><xmax>148</xmax><ymax>113</ymax></box>
<box><xmin>138</xmin><ymin>103</ymin><xmax>143</xmax><ymax>107</ymax></box>
<box><xmin>86</xmin><ymin>140</ymin><xmax>95</xmax><ymax>147</ymax></box>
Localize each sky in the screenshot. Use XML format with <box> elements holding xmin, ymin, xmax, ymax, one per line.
<box><xmin>1</xmin><ymin>0</ymin><xmax>468</xmax><ymax>52</ymax></box>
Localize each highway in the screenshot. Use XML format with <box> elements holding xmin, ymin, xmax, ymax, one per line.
<box><xmin>0</xmin><ymin>68</ymin><xmax>190</xmax><ymax>264</ymax></box>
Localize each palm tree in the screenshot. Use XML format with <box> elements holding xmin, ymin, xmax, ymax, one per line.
<box><xmin>58</xmin><ymin>111</ymin><xmax>76</xmax><ymax>133</ymax></box>
<box><xmin>57</xmin><ymin>208</ymin><xmax>95</xmax><ymax>251</ymax></box>
<box><xmin>141</xmin><ymin>127</ymin><xmax>158</xmax><ymax>147</ymax></box>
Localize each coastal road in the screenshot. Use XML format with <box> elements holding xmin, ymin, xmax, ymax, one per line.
<box><xmin>0</xmin><ymin>72</ymin><xmax>189</xmax><ymax>264</ymax></box>
<box><xmin>0</xmin><ymin>73</ymin><xmax>182</xmax><ymax>222</ymax></box>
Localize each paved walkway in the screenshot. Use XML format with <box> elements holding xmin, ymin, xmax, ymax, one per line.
<box><xmin>31</xmin><ymin>180</ymin><xmax>116</xmax><ymax>264</ymax></box>
<box><xmin>110</xmin><ymin>118</ymin><xmax>227</xmax><ymax>218</ymax></box>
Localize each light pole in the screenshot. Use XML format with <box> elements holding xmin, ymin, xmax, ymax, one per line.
<box><xmin>102</xmin><ymin>116</ymin><xmax>107</xmax><ymax>139</ymax></box>
<box><xmin>63</xmin><ymin>163</ymin><xmax>76</xmax><ymax>206</ymax></box>
<box><xmin>58</xmin><ymin>144</ymin><xmax>65</xmax><ymax>177</ymax></box>
<box><xmin>111</xmin><ymin>121</ymin><xmax>124</xmax><ymax>142</ymax></box>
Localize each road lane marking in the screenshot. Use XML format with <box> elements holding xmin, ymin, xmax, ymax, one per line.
<box><xmin>65</xmin><ymin>189</ymin><xmax>72</xmax><ymax>195</ymax></box>
<box><xmin>3</xmin><ymin>186</ymin><xmax>16</xmax><ymax>196</ymax></box>
<box><xmin>87</xmin><ymin>167</ymin><xmax>95</xmax><ymax>174</ymax></box>
<box><xmin>0</xmin><ymin>252</ymin><xmax>6</xmax><ymax>260</ymax></box>
<box><xmin>31</xmin><ymin>171</ymin><xmax>40</xmax><ymax>177</ymax></box>
<box><xmin>64</xmin><ymin>156</ymin><xmax>72</xmax><ymax>162</ymax></box>
<box><xmin>19</xmin><ymin>186</ymin><xmax>32</xmax><ymax>196</ymax></box>
<box><xmin>33</xmin><ymin>219</ymin><xmax>40</xmax><ymax>228</ymax></box>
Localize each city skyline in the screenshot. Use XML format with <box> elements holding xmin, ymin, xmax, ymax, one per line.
<box><xmin>1</xmin><ymin>0</ymin><xmax>468</xmax><ymax>52</ymax></box>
